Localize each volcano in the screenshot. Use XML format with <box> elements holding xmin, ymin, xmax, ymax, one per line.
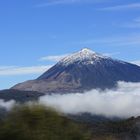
<box><xmin>12</xmin><ymin>48</ymin><xmax>140</xmax><ymax>93</ymax></box>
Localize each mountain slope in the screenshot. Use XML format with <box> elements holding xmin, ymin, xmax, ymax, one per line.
<box><xmin>12</xmin><ymin>48</ymin><xmax>140</xmax><ymax>93</ymax></box>
<box><xmin>0</xmin><ymin>89</ymin><xmax>44</xmax><ymax>102</ymax></box>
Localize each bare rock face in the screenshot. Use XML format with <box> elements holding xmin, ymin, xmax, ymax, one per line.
<box><xmin>12</xmin><ymin>48</ymin><xmax>140</xmax><ymax>94</ymax></box>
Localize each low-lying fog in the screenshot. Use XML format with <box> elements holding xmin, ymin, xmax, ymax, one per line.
<box><xmin>40</xmin><ymin>82</ymin><xmax>140</xmax><ymax>118</ymax></box>
<box><xmin>1</xmin><ymin>81</ymin><xmax>140</xmax><ymax>118</ymax></box>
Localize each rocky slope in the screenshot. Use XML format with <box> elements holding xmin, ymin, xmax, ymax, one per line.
<box><xmin>0</xmin><ymin>89</ymin><xmax>44</xmax><ymax>102</ymax></box>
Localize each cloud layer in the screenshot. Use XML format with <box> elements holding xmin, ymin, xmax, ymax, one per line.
<box><xmin>0</xmin><ymin>100</ymin><xmax>15</xmax><ymax>111</ymax></box>
<box><xmin>39</xmin><ymin>82</ymin><xmax>140</xmax><ymax>118</ymax></box>
<box><xmin>0</xmin><ymin>65</ymin><xmax>52</xmax><ymax>76</ymax></box>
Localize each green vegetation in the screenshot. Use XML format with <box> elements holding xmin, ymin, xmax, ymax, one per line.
<box><xmin>0</xmin><ymin>105</ymin><xmax>91</xmax><ymax>140</ymax></box>
<box><xmin>0</xmin><ymin>104</ymin><xmax>139</xmax><ymax>140</ymax></box>
<box><xmin>88</xmin><ymin>117</ymin><xmax>140</xmax><ymax>140</ymax></box>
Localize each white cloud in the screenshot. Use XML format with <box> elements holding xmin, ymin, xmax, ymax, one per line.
<box><xmin>119</xmin><ymin>17</ymin><xmax>140</xmax><ymax>29</ymax></box>
<box><xmin>40</xmin><ymin>54</ymin><xmax>68</xmax><ymax>62</ymax></box>
<box><xmin>100</xmin><ymin>2</ymin><xmax>140</xmax><ymax>11</ymax></box>
<box><xmin>103</xmin><ymin>52</ymin><xmax>120</xmax><ymax>57</ymax></box>
<box><xmin>0</xmin><ymin>100</ymin><xmax>15</xmax><ymax>111</ymax></box>
<box><xmin>39</xmin><ymin>82</ymin><xmax>140</xmax><ymax>118</ymax></box>
<box><xmin>36</xmin><ymin>0</ymin><xmax>108</xmax><ymax>7</ymax></box>
<box><xmin>0</xmin><ymin>65</ymin><xmax>52</xmax><ymax>76</ymax></box>
<box><xmin>124</xmin><ymin>23</ymin><xmax>140</xmax><ymax>28</ymax></box>
<box><xmin>79</xmin><ymin>34</ymin><xmax>140</xmax><ymax>46</ymax></box>
<box><xmin>131</xmin><ymin>60</ymin><xmax>140</xmax><ymax>66</ymax></box>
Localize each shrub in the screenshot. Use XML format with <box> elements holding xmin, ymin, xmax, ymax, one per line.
<box><xmin>0</xmin><ymin>105</ymin><xmax>91</xmax><ymax>140</ymax></box>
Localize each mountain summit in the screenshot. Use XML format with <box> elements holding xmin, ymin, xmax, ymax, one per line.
<box><xmin>38</xmin><ymin>48</ymin><xmax>108</xmax><ymax>80</ymax></box>
<box><xmin>12</xmin><ymin>48</ymin><xmax>140</xmax><ymax>93</ymax></box>
<box><xmin>58</xmin><ymin>48</ymin><xmax>104</xmax><ymax>66</ymax></box>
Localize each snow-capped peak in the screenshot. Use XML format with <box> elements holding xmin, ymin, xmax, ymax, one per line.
<box><xmin>59</xmin><ymin>48</ymin><xmax>108</xmax><ymax>66</ymax></box>
<box><xmin>80</xmin><ymin>48</ymin><xmax>96</xmax><ymax>54</ymax></box>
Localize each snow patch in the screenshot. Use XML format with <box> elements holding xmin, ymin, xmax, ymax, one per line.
<box><xmin>59</xmin><ymin>48</ymin><xmax>109</xmax><ymax>66</ymax></box>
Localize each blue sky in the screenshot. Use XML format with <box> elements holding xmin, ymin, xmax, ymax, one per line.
<box><xmin>0</xmin><ymin>0</ymin><xmax>140</xmax><ymax>89</ymax></box>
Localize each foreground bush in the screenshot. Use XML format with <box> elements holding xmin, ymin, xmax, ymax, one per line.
<box><xmin>0</xmin><ymin>105</ymin><xmax>91</xmax><ymax>140</ymax></box>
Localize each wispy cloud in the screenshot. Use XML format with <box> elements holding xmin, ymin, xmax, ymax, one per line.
<box><xmin>36</xmin><ymin>0</ymin><xmax>107</xmax><ymax>7</ymax></box>
<box><xmin>121</xmin><ymin>17</ymin><xmax>140</xmax><ymax>28</ymax></box>
<box><xmin>131</xmin><ymin>60</ymin><xmax>140</xmax><ymax>66</ymax></box>
<box><xmin>103</xmin><ymin>52</ymin><xmax>120</xmax><ymax>57</ymax></box>
<box><xmin>100</xmin><ymin>2</ymin><xmax>140</xmax><ymax>11</ymax></box>
<box><xmin>0</xmin><ymin>65</ymin><xmax>52</xmax><ymax>76</ymax></box>
<box><xmin>135</xmin><ymin>17</ymin><xmax>140</xmax><ymax>22</ymax></box>
<box><xmin>40</xmin><ymin>54</ymin><xmax>68</xmax><ymax>62</ymax></box>
<box><xmin>37</xmin><ymin>0</ymin><xmax>78</xmax><ymax>7</ymax></box>
<box><xmin>79</xmin><ymin>34</ymin><xmax>140</xmax><ymax>46</ymax></box>
<box><xmin>40</xmin><ymin>52</ymin><xmax>121</xmax><ymax>62</ymax></box>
